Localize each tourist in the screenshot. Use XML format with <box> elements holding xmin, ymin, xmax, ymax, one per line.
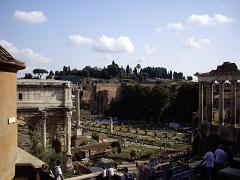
<box><xmin>39</xmin><ymin>164</ymin><xmax>55</xmax><ymax>180</ymax></box>
<box><xmin>214</xmin><ymin>144</ymin><xmax>226</xmax><ymax>170</ymax></box>
<box><xmin>121</xmin><ymin>167</ymin><xmax>133</xmax><ymax>180</ymax></box>
<box><xmin>55</xmin><ymin>160</ymin><xmax>64</xmax><ymax>180</ymax></box>
<box><xmin>199</xmin><ymin>148</ymin><xmax>214</xmax><ymax>180</ymax></box>
<box><xmin>107</xmin><ymin>166</ymin><xmax>115</xmax><ymax>180</ymax></box>
<box><xmin>101</xmin><ymin>167</ymin><xmax>108</xmax><ymax>180</ymax></box>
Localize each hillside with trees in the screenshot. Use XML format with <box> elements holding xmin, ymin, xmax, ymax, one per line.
<box><xmin>24</xmin><ymin>61</ymin><xmax>190</xmax><ymax>81</ymax></box>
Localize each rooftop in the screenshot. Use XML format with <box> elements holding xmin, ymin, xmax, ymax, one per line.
<box><xmin>17</xmin><ymin>79</ymin><xmax>71</xmax><ymax>87</ymax></box>
<box><xmin>0</xmin><ymin>45</ymin><xmax>25</xmax><ymax>72</ymax></box>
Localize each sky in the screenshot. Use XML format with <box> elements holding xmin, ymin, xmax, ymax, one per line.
<box><xmin>0</xmin><ymin>0</ymin><xmax>240</xmax><ymax>77</ymax></box>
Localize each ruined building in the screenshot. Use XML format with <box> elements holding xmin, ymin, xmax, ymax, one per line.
<box><xmin>17</xmin><ymin>79</ymin><xmax>73</xmax><ymax>164</ymax></box>
<box><xmin>90</xmin><ymin>82</ymin><xmax>121</xmax><ymax>115</ymax></box>
<box><xmin>196</xmin><ymin>62</ymin><xmax>240</xmax><ymax>145</ymax></box>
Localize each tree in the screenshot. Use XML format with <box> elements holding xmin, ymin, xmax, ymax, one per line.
<box><xmin>63</xmin><ymin>66</ymin><xmax>68</xmax><ymax>75</ymax></box>
<box><xmin>24</xmin><ymin>73</ymin><xmax>33</xmax><ymax>79</ymax></box>
<box><xmin>106</xmin><ymin>84</ymin><xmax>170</xmax><ymax>122</ymax></box>
<box><xmin>49</xmin><ymin>70</ymin><xmax>54</xmax><ymax>76</ymax></box>
<box><xmin>106</xmin><ymin>61</ymin><xmax>120</xmax><ymax>78</ymax></box>
<box><xmin>187</xmin><ymin>76</ymin><xmax>193</xmax><ymax>81</ymax></box>
<box><xmin>171</xmin><ymin>83</ymin><xmax>198</xmax><ymax>124</ymax></box>
<box><xmin>33</xmin><ymin>68</ymin><xmax>49</xmax><ymax>79</ymax></box>
<box><xmin>126</xmin><ymin>65</ymin><xmax>130</xmax><ymax>76</ymax></box>
<box><xmin>133</xmin><ymin>67</ymin><xmax>137</xmax><ymax>76</ymax></box>
<box><xmin>55</xmin><ymin>71</ymin><xmax>60</xmax><ymax>76</ymax></box>
<box><xmin>136</xmin><ymin>64</ymin><xmax>141</xmax><ymax>74</ymax></box>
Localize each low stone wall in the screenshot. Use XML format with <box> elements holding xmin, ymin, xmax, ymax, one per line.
<box><xmin>199</xmin><ymin>122</ymin><xmax>240</xmax><ymax>144</ymax></box>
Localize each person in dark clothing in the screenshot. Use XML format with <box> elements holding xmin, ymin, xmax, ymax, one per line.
<box><xmin>39</xmin><ymin>164</ymin><xmax>55</xmax><ymax>180</ymax></box>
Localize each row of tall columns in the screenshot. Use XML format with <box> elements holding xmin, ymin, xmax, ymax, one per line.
<box><xmin>199</xmin><ymin>80</ymin><xmax>238</xmax><ymax>127</ymax></box>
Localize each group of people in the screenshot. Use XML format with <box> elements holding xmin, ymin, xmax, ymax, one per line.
<box><xmin>39</xmin><ymin>160</ymin><xmax>64</xmax><ymax>180</ymax></box>
<box><xmin>200</xmin><ymin>144</ymin><xmax>230</xmax><ymax>180</ymax></box>
<box><xmin>101</xmin><ymin>166</ymin><xmax>115</xmax><ymax>179</ymax></box>
<box><xmin>101</xmin><ymin>166</ymin><xmax>133</xmax><ymax>180</ymax></box>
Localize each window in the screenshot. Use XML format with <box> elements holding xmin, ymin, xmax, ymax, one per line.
<box><xmin>18</xmin><ymin>93</ymin><xmax>23</xmax><ymax>100</ymax></box>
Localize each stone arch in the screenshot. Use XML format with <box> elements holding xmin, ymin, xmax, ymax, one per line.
<box><xmin>52</xmin><ymin>136</ymin><xmax>62</xmax><ymax>153</ymax></box>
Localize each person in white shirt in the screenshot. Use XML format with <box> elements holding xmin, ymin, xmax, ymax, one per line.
<box><xmin>200</xmin><ymin>148</ymin><xmax>214</xmax><ymax>180</ymax></box>
<box><xmin>214</xmin><ymin>144</ymin><xmax>226</xmax><ymax>170</ymax></box>
<box><xmin>55</xmin><ymin>160</ymin><xmax>64</xmax><ymax>180</ymax></box>
<box><xmin>108</xmin><ymin>167</ymin><xmax>115</xmax><ymax>180</ymax></box>
<box><xmin>101</xmin><ymin>167</ymin><xmax>107</xmax><ymax>179</ymax></box>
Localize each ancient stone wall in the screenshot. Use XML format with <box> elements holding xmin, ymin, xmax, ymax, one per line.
<box><xmin>90</xmin><ymin>82</ymin><xmax>121</xmax><ymax>114</ymax></box>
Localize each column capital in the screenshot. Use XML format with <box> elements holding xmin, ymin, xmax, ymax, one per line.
<box><xmin>64</xmin><ymin>82</ymin><xmax>71</xmax><ymax>88</ymax></box>
<box><xmin>65</xmin><ymin>110</ymin><xmax>72</xmax><ymax>117</ymax></box>
<box><xmin>41</xmin><ymin>110</ymin><xmax>47</xmax><ymax>119</ymax></box>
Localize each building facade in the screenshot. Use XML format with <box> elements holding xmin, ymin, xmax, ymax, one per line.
<box><xmin>0</xmin><ymin>45</ymin><xmax>25</xmax><ymax>180</ymax></box>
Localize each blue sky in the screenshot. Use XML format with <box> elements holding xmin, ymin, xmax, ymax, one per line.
<box><xmin>0</xmin><ymin>0</ymin><xmax>240</xmax><ymax>77</ymax></box>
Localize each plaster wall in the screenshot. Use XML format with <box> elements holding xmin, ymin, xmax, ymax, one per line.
<box><xmin>0</xmin><ymin>71</ymin><xmax>17</xmax><ymax>180</ymax></box>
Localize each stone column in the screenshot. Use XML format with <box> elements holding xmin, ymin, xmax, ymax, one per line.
<box><xmin>231</xmin><ymin>80</ymin><xmax>237</xmax><ymax>127</ymax></box>
<box><xmin>199</xmin><ymin>82</ymin><xmax>204</xmax><ymax>123</ymax></box>
<box><xmin>109</xmin><ymin>117</ymin><xmax>113</xmax><ymax>134</ymax></box>
<box><xmin>65</xmin><ymin>110</ymin><xmax>72</xmax><ymax>155</ymax></box>
<box><xmin>75</xmin><ymin>89</ymin><xmax>82</xmax><ymax>136</ymax></box>
<box><xmin>208</xmin><ymin>82</ymin><xmax>214</xmax><ymax>123</ymax></box>
<box><xmin>219</xmin><ymin>81</ymin><xmax>225</xmax><ymax>125</ymax></box>
<box><xmin>65</xmin><ymin>110</ymin><xmax>74</xmax><ymax>173</ymax></box>
<box><xmin>42</xmin><ymin>110</ymin><xmax>47</xmax><ymax>150</ymax></box>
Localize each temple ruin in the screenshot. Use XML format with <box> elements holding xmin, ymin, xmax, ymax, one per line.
<box><xmin>196</xmin><ymin>62</ymin><xmax>240</xmax><ymax>144</ymax></box>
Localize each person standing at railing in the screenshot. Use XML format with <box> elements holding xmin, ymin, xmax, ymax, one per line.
<box><xmin>199</xmin><ymin>147</ymin><xmax>214</xmax><ymax>180</ymax></box>
<box><xmin>214</xmin><ymin>144</ymin><xmax>226</xmax><ymax>170</ymax></box>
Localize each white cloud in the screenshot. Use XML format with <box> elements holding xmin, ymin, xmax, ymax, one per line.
<box><xmin>154</xmin><ymin>27</ymin><xmax>162</xmax><ymax>32</ymax></box>
<box><xmin>13</xmin><ymin>10</ymin><xmax>47</xmax><ymax>24</ymax></box>
<box><xmin>92</xmin><ymin>35</ymin><xmax>134</xmax><ymax>53</ymax></box>
<box><xmin>145</xmin><ymin>44</ymin><xmax>158</xmax><ymax>55</ymax></box>
<box><xmin>187</xmin><ymin>14</ymin><xmax>233</xmax><ymax>26</ymax></box>
<box><xmin>0</xmin><ymin>40</ymin><xmax>50</xmax><ymax>63</ymax></box>
<box><xmin>167</xmin><ymin>22</ymin><xmax>185</xmax><ymax>30</ymax></box>
<box><xmin>68</xmin><ymin>35</ymin><xmax>93</xmax><ymax>46</ymax></box>
<box><xmin>183</xmin><ymin>37</ymin><xmax>210</xmax><ymax>49</ymax></box>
